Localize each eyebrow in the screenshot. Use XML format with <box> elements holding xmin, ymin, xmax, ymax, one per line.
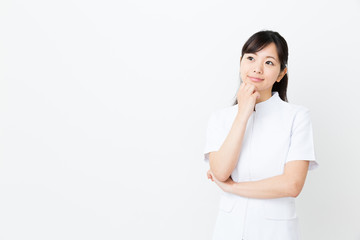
<box><xmin>249</xmin><ymin>52</ymin><xmax>278</xmax><ymax>62</ymax></box>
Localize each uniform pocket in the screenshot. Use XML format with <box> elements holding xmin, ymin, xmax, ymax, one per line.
<box><xmin>263</xmin><ymin>197</ymin><xmax>297</xmax><ymax>220</ymax></box>
<box><xmin>218</xmin><ymin>194</ymin><xmax>237</xmax><ymax>213</ymax></box>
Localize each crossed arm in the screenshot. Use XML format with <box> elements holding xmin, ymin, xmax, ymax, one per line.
<box><xmin>207</xmin><ymin>157</ymin><xmax>309</xmax><ymax>199</ymax></box>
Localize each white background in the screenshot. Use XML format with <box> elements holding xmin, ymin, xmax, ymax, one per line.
<box><xmin>1</xmin><ymin>0</ymin><xmax>359</xmax><ymax>239</ymax></box>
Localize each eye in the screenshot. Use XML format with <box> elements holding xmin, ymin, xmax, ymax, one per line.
<box><xmin>247</xmin><ymin>56</ymin><xmax>254</xmax><ymax>61</ymax></box>
<box><xmin>266</xmin><ymin>61</ymin><xmax>274</xmax><ymax>65</ymax></box>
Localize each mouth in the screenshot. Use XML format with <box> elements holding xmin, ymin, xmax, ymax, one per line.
<box><xmin>248</xmin><ymin>76</ymin><xmax>264</xmax><ymax>82</ymax></box>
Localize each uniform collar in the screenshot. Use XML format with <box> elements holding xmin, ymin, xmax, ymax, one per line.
<box><xmin>254</xmin><ymin>91</ymin><xmax>280</xmax><ymax>112</ymax></box>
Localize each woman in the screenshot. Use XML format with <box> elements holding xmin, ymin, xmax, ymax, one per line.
<box><xmin>203</xmin><ymin>30</ymin><xmax>319</xmax><ymax>240</ymax></box>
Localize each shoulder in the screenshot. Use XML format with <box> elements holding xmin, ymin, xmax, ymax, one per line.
<box><xmin>277</xmin><ymin>99</ymin><xmax>311</xmax><ymax>116</ymax></box>
<box><xmin>278</xmin><ymin>101</ymin><xmax>313</xmax><ymax>129</ymax></box>
<box><xmin>207</xmin><ymin>104</ymin><xmax>237</xmax><ymax>127</ymax></box>
<box><xmin>210</xmin><ymin>104</ymin><xmax>237</xmax><ymax>120</ymax></box>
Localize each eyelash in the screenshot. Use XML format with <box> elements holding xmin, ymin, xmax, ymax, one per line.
<box><xmin>247</xmin><ymin>56</ymin><xmax>274</xmax><ymax>66</ymax></box>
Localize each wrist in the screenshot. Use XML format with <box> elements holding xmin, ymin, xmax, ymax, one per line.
<box><xmin>235</xmin><ymin>113</ymin><xmax>249</xmax><ymax>123</ymax></box>
<box><xmin>226</xmin><ymin>181</ymin><xmax>237</xmax><ymax>194</ymax></box>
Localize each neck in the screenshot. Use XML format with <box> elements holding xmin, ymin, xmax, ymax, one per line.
<box><xmin>256</xmin><ymin>90</ymin><xmax>272</xmax><ymax>104</ymax></box>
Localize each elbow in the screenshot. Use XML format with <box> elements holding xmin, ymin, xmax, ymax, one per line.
<box><xmin>215</xmin><ymin>171</ymin><xmax>231</xmax><ymax>182</ymax></box>
<box><xmin>210</xmin><ymin>167</ymin><xmax>231</xmax><ymax>182</ymax></box>
<box><xmin>209</xmin><ymin>152</ymin><xmax>232</xmax><ymax>182</ymax></box>
<box><xmin>288</xmin><ymin>181</ymin><xmax>302</xmax><ymax>198</ymax></box>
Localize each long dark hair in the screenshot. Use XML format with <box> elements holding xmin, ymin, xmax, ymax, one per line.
<box><xmin>233</xmin><ymin>30</ymin><xmax>289</xmax><ymax>105</ymax></box>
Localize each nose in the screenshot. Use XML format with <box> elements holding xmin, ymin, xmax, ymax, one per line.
<box><xmin>253</xmin><ymin>63</ymin><xmax>263</xmax><ymax>74</ymax></box>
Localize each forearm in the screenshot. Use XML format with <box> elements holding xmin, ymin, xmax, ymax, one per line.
<box><xmin>210</xmin><ymin>114</ymin><xmax>248</xmax><ymax>181</ymax></box>
<box><xmin>228</xmin><ymin>174</ymin><xmax>297</xmax><ymax>199</ymax></box>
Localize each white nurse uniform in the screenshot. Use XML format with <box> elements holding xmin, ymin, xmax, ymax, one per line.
<box><xmin>203</xmin><ymin>91</ymin><xmax>319</xmax><ymax>240</ymax></box>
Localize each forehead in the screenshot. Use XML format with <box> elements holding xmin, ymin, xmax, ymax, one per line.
<box><xmin>246</xmin><ymin>43</ymin><xmax>279</xmax><ymax>60</ymax></box>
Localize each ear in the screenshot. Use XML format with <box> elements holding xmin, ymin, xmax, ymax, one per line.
<box><xmin>276</xmin><ymin>67</ymin><xmax>287</xmax><ymax>82</ymax></box>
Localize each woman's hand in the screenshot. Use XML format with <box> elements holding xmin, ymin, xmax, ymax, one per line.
<box><xmin>236</xmin><ymin>82</ymin><xmax>260</xmax><ymax>120</ymax></box>
<box><xmin>207</xmin><ymin>169</ymin><xmax>235</xmax><ymax>193</ymax></box>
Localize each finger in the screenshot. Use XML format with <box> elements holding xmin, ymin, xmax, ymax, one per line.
<box><xmin>208</xmin><ymin>172</ymin><xmax>214</xmax><ymax>181</ymax></box>
<box><xmin>253</xmin><ymin>91</ymin><xmax>261</xmax><ymax>99</ymax></box>
<box><xmin>207</xmin><ymin>170</ymin><xmax>214</xmax><ymax>180</ymax></box>
<box><xmin>246</xmin><ymin>83</ymin><xmax>256</xmax><ymax>92</ymax></box>
<box><xmin>239</xmin><ymin>82</ymin><xmax>246</xmax><ymax>89</ymax></box>
<box><xmin>243</xmin><ymin>84</ymin><xmax>252</xmax><ymax>93</ymax></box>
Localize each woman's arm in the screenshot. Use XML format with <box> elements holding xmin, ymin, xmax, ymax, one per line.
<box><xmin>209</xmin><ymin>114</ymin><xmax>248</xmax><ymax>182</ymax></box>
<box><xmin>208</xmin><ymin>160</ymin><xmax>309</xmax><ymax>199</ymax></box>
<box><xmin>209</xmin><ymin>83</ymin><xmax>260</xmax><ymax>182</ymax></box>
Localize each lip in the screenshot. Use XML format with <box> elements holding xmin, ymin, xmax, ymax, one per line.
<box><xmin>248</xmin><ymin>76</ymin><xmax>264</xmax><ymax>82</ymax></box>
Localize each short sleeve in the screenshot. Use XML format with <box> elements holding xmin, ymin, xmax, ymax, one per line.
<box><xmin>286</xmin><ymin>108</ymin><xmax>319</xmax><ymax>171</ymax></box>
<box><xmin>203</xmin><ymin>112</ymin><xmax>227</xmax><ymax>165</ymax></box>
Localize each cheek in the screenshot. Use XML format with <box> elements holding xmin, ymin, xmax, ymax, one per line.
<box><xmin>239</xmin><ymin>65</ymin><xmax>249</xmax><ymax>78</ymax></box>
<box><xmin>266</xmin><ymin>71</ymin><xmax>279</xmax><ymax>81</ymax></box>
<box><xmin>270</xmin><ymin>69</ymin><xmax>281</xmax><ymax>78</ymax></box>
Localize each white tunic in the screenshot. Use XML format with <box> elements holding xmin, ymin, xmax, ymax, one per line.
<box><xmin>203</xmin><ymin>91</ymin><xmax>319</xmax><ymax>240</ymax></box>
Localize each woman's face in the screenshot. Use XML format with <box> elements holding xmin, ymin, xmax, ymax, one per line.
<box><xmin>240</xmin><ymin>42</ymin><xmax>287</xmax><ymax>94</ymax></box>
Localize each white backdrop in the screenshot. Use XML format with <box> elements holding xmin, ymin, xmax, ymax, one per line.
<box><xmin>1</xmin><ymin>0</ymin><xmax>359</xmax><ymax>239</ymax></box>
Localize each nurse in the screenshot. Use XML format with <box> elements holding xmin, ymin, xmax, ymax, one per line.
<box><xmin>203</xmin><ymin>30</ymin><xmax>319</xmax><ymax>240</ymax></box>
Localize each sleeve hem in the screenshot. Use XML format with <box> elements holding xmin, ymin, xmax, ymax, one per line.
<box><xmin>286</xmin><ymin>159</ymin><xmax>319</xmax><ymax>171</ymax></box>
<box><xmin>203</xmin><ymin>149</ymin><xmax>219</xmax><ymax>164</ymax></box>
